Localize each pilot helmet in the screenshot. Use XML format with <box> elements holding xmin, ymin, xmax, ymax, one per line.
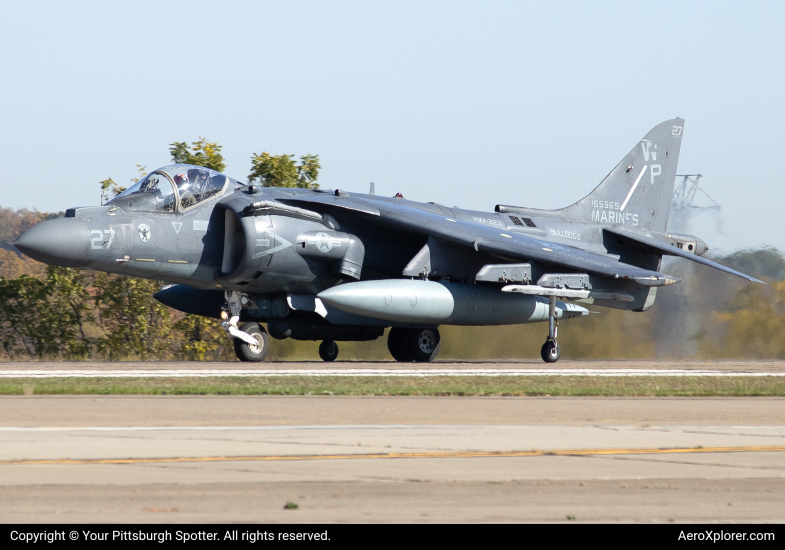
<box><xmin>174</xmin><ymin>173</ymin><xmax>190</xmax><ymax>190</ymax></box>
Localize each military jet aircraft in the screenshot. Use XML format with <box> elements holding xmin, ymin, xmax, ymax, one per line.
<box><xmin>14</xmin><ymin>118</ymin><xmax>761</xmax><ymax>363</ymax></box>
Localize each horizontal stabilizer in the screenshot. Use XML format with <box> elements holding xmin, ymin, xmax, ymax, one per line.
<box><xmin>603</xmin><ymin>227</ymin><xmax>764</xmax><ymax>284</ymax></box>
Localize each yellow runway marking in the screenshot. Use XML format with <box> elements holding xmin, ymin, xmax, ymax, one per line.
<box><xmin>3</xmin><ymin>445</ymin><xmax>785</xmax><ymax>466</ymax></box>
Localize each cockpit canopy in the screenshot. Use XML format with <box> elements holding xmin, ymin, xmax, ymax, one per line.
<box><xmin>111</xmin><ymin>165</ymin><xmax>232</xmax><ymax>212</ymax></box>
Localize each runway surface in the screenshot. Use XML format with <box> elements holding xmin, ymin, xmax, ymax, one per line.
<box><xmin>3</xmin><ymin>360</ymin><xmax>785</xmax><ymax>374</ymax></box>
<box><xmin>3</xmin><ymin>368</ymin><xmax>785</xmax><ymax>377</ymax></box>
<box><xmin>2</xmin><ymin>360</ymin><xmax>785</xmax><ymax>379</ymax></box>
<box><xmin>1</xmin><ymin>395</ymin><xmax>784</xmax><ymax>523</ymax></box>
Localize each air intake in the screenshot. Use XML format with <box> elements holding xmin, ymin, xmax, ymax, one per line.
<box><xmin>508</xmin><ymin>216</ymin><xmax>523</xmax><ymax>226</ymax></box>
<box><xmin>523</xmin><ymin>218</ymin><xmax>537</xmax><ymax>228</ymax></box>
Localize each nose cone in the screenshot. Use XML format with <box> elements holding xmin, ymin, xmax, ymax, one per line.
<box><xmin>14</xmin><ymin>218</ymin><xmax>89</xmax><ymax>268</ymax></box>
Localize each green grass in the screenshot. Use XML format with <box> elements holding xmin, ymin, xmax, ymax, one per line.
<box><xmin>2</xmin><ymin>376</ymin><xmax>785</xmax><ymax>396</ymax></box>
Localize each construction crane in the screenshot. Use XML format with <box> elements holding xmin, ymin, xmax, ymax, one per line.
<box><xmin>670</xmin><ymin>174</ymin><xmax>722</xmax><ymax>239</ymax></box>
<box><xmin>673</xmin><ymin>174</ymin><xmax>720</xmax><ymax>211</ymax></box>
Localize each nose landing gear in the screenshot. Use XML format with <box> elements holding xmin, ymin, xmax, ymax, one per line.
<box><xmin>222</xmin><ymin>291</ymin><xmax>270</xmax><ymax>362</ymax></box>
<box><xmin>233</xmin><ymin>322</ymin><xmax>270</xmax><ymax>362</ymax></box>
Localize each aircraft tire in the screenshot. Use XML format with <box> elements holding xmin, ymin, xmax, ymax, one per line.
<box><xmin>387</xmin><ymin>327</ymin><xmax>413</xmax><ymax>362</ymax></box>
<box><xmin>406</xmin><ymin>327</ymin><xmax>441</xmax><ymax>363</ymax></box>
<box><xmin>541</xmin><ymin>340</ymin><xmax>560</xmax><ymax>363</ymax></box>
<box><xmin>233</xmin><ymin>323</ymin><xmax>270</xmax><ymax>362</ymax></box>
<box><xmin>319</xmin><ymin>340</ymin><xmax>339</xmax><ymax>362</ymax></box>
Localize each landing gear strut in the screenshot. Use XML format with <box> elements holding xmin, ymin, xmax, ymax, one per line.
<box><xmin>540</xmin><ymin>295</ymin><xmax>561</xmax><ymax>363</ymax></box>
<box><xmin>387</xmin><ymin>327</ymin><xmax>441</xmax><ymax>362</ymax></box>
<box><xmin>223</xmin><ymin>291</ymin><xmax>270</xmax><ymax>362</ymax></box>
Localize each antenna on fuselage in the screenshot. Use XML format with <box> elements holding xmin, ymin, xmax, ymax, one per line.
<box><xmin>369</xmin><ymin>182</ymin><xmax>375</xmax><ymax>195</ymax></box>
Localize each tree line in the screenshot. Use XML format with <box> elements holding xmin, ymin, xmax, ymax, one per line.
<box><xmin>0</xmin><ymin>265</ymin><xmax>234</xmax><ymax>361</ymax></box>
<box><xmin>2</xmin><ymin>244</ymin><xmax>783</xmax><ymax>361</ymax></box>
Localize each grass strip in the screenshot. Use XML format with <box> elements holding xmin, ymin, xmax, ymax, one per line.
<box><xmin>2</xmin><ymin>376</ymin><xmax>785</xmax><ymax>397</ymax></box>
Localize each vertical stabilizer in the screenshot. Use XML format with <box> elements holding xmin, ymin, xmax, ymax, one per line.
<box><xmin>564</xmin><ymin>118</ymin><xmax>684</xmax><ymax>232</ymax></box>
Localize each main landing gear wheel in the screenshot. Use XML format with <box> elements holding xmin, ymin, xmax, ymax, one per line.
<box><xmin>233</xmin><ymin>322</ymin><xmax>270</xmax><ymax>362</ymax></box>
<box><xmin>541</xmin><ymin>339</ymin><xmax>560</xmax><ymax>363</ymax></box>
<box><xmin>387</xmin><ymin>327</ymin><xmax>412</xmax><ymax>362</ymax></box>
<box><xmin>319</xmin><ymin>340</ymin><xmax>339</xmax><ymax>362</ymax></box>
<box><xmin>387</xmin><ymin>327</ymin><xmax>441</xmax><ymax>362</ymax></box>
<box><xmin>410</xmin><ymin>327</ymin><xmax>441</xmax><ymax>362</ymax></box>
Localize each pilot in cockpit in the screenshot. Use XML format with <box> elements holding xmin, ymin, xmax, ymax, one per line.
<box><xmin>174</xmin><ymin>173</ymin><xmax>196</xmax><ymax>207</ymax></box>
<box><xmin>187</xmin><ymin>168</ymin><xmax>209</xmax><ymax>202</ymax></box>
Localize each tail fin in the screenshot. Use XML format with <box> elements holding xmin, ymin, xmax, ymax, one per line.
<box><xmin>564</xmin><ymin>118</ymin><xmax>683</xmax><ymax>232</ymax></box>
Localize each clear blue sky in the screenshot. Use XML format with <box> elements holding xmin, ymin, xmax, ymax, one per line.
<box><xmin>1</xmin><ymin>1</ymin><xmax>783</xmax><ymax>254</ymax></box>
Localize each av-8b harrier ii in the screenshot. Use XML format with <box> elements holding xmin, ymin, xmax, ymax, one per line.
<box><xmin>15</xmin><ymin>119</ymin><xmax>760</xmax><ymax>362</ymax></box>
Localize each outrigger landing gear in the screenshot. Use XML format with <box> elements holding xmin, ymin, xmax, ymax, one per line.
<box><xmin>319</xmin><ymin>340</ymin><xmax>339</xmax><ymax>362</ymax></box>
<box><xmin>222</xmin><ymin>291</ymin><xmax>270</xmax><ymax>362</ymax></box>
<box><xmin>540</xmin><ymin>295</ymin><xmax>561</xmax><ymax>363</ymax></box>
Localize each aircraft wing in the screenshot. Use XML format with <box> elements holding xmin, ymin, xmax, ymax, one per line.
<box><xmin>282</xmin><ymin>195</ymin><xmax>679</xmax><ymax>286</ymax></box>
<box><xmin>603</xmin><ymin>227</ymin><xmax>764</xmax><ymax>284</ymax></box>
